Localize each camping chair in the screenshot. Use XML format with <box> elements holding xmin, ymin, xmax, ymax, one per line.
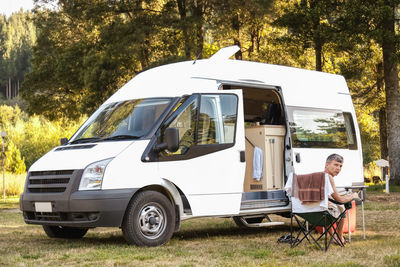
<box><xmin>284</xmin><ymin>172</ymin><xmax>354</xmax><ymax>251</ymax></box>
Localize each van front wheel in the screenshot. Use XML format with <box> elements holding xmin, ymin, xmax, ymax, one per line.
<box><xmin>122</xmin><ymin>191</ymin><xmax>175</xmax><ymax>246</ymax></box>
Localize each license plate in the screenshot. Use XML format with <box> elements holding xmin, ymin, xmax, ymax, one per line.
<box><xmin>34</xmin><ymin>202</ymin><xmax>52</xmax><ymax>212</ymax></box>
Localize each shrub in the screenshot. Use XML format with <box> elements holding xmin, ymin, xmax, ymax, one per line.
<box><xmin>0</xmin><ymin>172</ymin><xmax>26</xmax><ymax>197</ymax></box>
<box><xmin>4</xmin><ymin>141</ymin><xmax>26</xmax><ymax>174</ymax></box>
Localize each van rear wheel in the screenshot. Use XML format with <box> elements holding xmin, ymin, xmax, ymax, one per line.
<box><xmin>122</xmin><ymin>191</ymin><xmax>175</xmax><ymax>246</ymax></box>
<box><xmin>42</xmin><ymin>225</ymin><xmax>88</xmax><ymax>238</ymax></box>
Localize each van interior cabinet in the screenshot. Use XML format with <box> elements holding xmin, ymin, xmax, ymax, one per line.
<box><xmin>244</xmin><ymin>125</ymin><xmax>285</xmax><ymax>192</ymax></box>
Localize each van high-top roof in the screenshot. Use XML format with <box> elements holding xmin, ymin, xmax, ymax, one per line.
<box><xmin>105</xmin><ymin>46</ymin><xmax>352</xmax><ymax>111</ymax></box>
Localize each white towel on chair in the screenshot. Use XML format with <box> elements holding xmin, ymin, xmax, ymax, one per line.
<box><xmin>252</xmin><ymin>147</ymin><xmax>263</xmax><ymax>180</ymax></box>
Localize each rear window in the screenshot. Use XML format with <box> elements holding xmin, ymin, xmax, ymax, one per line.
<box><xmin>289</xmin><ymin>108</ymin><xmax>357</xmax><ymax>149</ymax></box>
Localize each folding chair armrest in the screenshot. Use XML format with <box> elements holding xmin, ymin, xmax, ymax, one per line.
<box><xmin>329</xmin><ymin>198</ymin><xmax>354</xmax><ymax>209</ymax></box>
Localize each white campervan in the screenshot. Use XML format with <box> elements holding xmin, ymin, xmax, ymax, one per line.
<box><xmin>20</xmin><ymin>46</ymin><xmax>363</xmax><ymax>246</ymax></box>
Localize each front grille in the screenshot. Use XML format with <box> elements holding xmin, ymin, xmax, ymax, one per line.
<box><xmin>34</xmin><ymin>212</ymin><xmax>63</xmax><ymax>221</ymax></box>
<box><xmin>28</xmin><ymin>170</ymin><xmax>74</xmax><ymax>193</ymax></box>
<box><xmin>30</xmin><ymin>170</ymin><xmax>74</xmax><ymax>176</ymax></box>
<box><xmin>29</xmin><ymin>178</ymin><xmax>70</xmax><ymax>185</ymax></box>
<box><xmin>29</xmin><ymin>188</ymin><xmax>66</xmax><ymax>193</ymax></box>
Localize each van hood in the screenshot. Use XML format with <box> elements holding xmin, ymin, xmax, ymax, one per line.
<box><xmin>28</xmin><ymin>141</ymin><xmax>137</xmax><ymax>172</ymax></box>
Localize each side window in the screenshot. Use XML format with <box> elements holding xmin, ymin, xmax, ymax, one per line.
<box><xmin>163</xmin><ymin>98</ymin><xmax>198</xmax><ymax>155</ymax></box>
<box><xmin>290</xmin><ymin>109</ymin><xmax>348</xmax><ymax>148</ymax></box>
<box><xmin>289</xmin><ymin>108</ymin><xmax>358</xmax><ymax>150</ymax></box>
<box><xmin>161</xmin><ymin>94</ymin><xmax>238</xmax><ymax>158</ymax></box>
<box><xmin>198</xmin><ymin>94</ymin><xmax>238</xmax><ymax>145</ymax></box>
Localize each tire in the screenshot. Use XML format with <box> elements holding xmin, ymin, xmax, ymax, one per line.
<box><xmin>122</xmin><ymin>191</ymin><xmax>175</xmax><ymax>246</ymax></box>
<box><xmin>233</xmin><ymin>216</ymin><xmax>264</xmax><ymax>228</ymax></box>
<box><xmin>42</xmin><ymin>225</ymin><xmax>88</xmax><ymax>239</ymax></box>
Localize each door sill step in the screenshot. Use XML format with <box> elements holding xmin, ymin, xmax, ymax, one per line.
<box><xmin>245</xmin><ymin>221</ymin><xmax>285</xmax><ymax>228</ymax></box>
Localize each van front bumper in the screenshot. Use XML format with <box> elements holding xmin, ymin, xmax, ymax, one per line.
<box><xmin>20</xmin><ymin>189</ymin><xmax>138</xmax><ymax>228</ymax></box>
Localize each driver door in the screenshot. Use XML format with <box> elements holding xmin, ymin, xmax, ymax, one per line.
<box><xmin>158</xmin><ymin>90</ymin><xmax>246</xmax><ymax>216</ymax></box>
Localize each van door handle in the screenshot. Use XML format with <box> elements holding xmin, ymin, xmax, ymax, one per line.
<box><xmin>295</xmin><ymin>153</ymin><xmax>301</xmax><ymax>163</ymax></box>
<box><xmin>240</xmin><ymin>151</ymin><xmax>245</xmax><ymax>162</ymax></box>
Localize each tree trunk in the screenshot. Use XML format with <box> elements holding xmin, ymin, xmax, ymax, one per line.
<box><xmin>8</xmin><ymin>77</ymin><xmax>11</xmax><ymax>99</ymax></box>
<box><xmin>176</xmin><ymin>0</ymin><xmax>191</xmax><ymax>59</ymax></box>
<box><xmin>234</xmin><ymin>39</ymin><xmax>242</xmax><ymax>60</ymax></box>
<box><xmin>379</xmin><ymin>108</ymin><xmax>388</xmax><ymax>160</ymax></box>
<box><xmin>379</xmin><ymin>107</ymin><xmax>389</xmax><ymax>178</ymax></box>
<box><xmin>232</xmin><ymin>14</ymin><xmax>242</xmax><ymax>60</ymax></box>
<box><xmin>193</xmin><ymin>0</ymin><xmax>204</xmax><ymax>59</ymax></box>
<box><xmin>311</xmin><ymin>1</ymin><xmax>322</xmax><ymax>71</ymax></box>
<box><xmin>377</xmin><ymin>63</ymin><xmax>388</xmax><ymax>161</ymax></box>
<box><xmin>315</xmin><ymin>42</ymin><xmax>322</xmax><ymax>71</ymax></box>
<box><xmin>382</xmin><ymin>6</ymin><xmax>400</xmax><ymax>185</ymax></box>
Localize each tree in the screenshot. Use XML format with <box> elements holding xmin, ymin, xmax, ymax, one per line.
<box><xmin>333</xmin><ymin>41</ymin><xmax>387</xmax><ymax>165</ymax></box>
<box><xmin>273</xmin><ymin>0</ymin><xmax>341</xmax><ymax>71</ymax></box>
<box><xmin>22</xmin><ymin>0</ymin><xmax>169</xmax><ymax>119</ymax></box>
<box><xmin>21</xmin><ymin>0</ymin><xmax>277</xmax><ymax>118</ymax></box>
<box><xmin>337</xmin><ymin>0</ymin><xmax>400</xmax><ymax>184</ymax></box>
<box><xmin>0</xmin><ymin>11</ymin><xmax>36</xmax><ymax>100</ymax></box>
<box><xmin>209</xmin><ymin>0</ymin><xmax>274</xmax><ymax>60</ymax></box>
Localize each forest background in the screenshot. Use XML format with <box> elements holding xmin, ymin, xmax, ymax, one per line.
<box><xmin>1</xmin><ymin>0</ymin><xmax>400</xmax><ymax>195</ymax></box>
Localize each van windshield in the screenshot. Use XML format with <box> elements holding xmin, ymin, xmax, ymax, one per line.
<box><xmin>69</xmin><ymin>98</ymin><xmax>172</xmax><ymax>143</ymax></box>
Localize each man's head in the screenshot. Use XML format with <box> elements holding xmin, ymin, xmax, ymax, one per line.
<box><xmin>325</xmin><ymin>154</ymin><xmax>343</xmax><ymax>177</ymax></box>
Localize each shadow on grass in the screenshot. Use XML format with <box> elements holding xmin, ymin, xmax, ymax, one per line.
<box><xmin>28</xmin><ymin>224</ymin><xmax>293</xmax><ymax>247</ymax></box>
<box><xmin>25</xmin><ymin>232</ymin><xmax>128</xmax><ymax>248</ymax></box>
<box><xmin>67</xmin><ymin>234</ymin><xmax>128</xmax><ymax>246</ymax></box>
<box><xmin>172</xmin><ymin>224</ymin><xmax>290</xmax><ymax>241</ymax></box>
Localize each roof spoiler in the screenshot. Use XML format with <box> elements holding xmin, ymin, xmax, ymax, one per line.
<box><xmin>209</xmin><ymin>45</ymin><xmax>240</xmax><ymax>61</ymax></box>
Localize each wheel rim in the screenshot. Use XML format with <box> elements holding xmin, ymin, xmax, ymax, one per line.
<box><xmin>138</xmin><ymin>202</ymin><xmax>167</xmax><ymax>240</ymax></box>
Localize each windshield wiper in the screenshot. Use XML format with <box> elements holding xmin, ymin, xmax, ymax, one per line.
<box><xmin>101</xmin><ymin>135</ymin><xmax>142</xmax><ymax>141</ymax></box>
<box><xmin>69</xmin><ymin>137</ymin><xmax>103</xmax><ymax>144</ymax></box>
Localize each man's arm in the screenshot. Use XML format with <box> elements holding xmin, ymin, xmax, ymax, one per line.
<box><xmin>329</xmin><ymin>175</ymin><xmax>360</xmax><ymax>203</ymax></box>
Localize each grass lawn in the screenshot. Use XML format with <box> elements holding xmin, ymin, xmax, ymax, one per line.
<box><xmin>0</xmin><ymin>189</ymin><xmax>399</xmax><ymax>266</ymax></box>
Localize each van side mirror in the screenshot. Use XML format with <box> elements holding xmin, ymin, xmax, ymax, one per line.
<box><xmin>154</xmin><ymin>127</ymin><xmax>179</xmax><ymax>153</ymax></box>
<box><xmin>60</xmin><ymin>138</ymin><xmax>68</xmax><ymax>145</ymax></box>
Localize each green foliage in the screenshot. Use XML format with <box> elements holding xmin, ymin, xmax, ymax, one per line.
<box><xmin>207</xmin><ymin>0</ymin><xmax>274</xmax><ymax>59</ymax></box>
<box><xmin>0</xmin><ymin>104</ymin><xmax>85</xmax><ymax>170</ymax></box>
<box><xmin>337</xmin><ymin>0</ymin><xmax>400</xmax><ymax>182</ymax></box>
<box><xmin>273</xmin><ymin>0</ymin><xmax>342</xmax><ymax>71</ymax></box>
<box><xmin>0</xmin><ymin>95</ymin><xmax>28</xmax><ymax>110</ymax></box>
<box><xmin>4</xmin><ymin>141</ymin><xmax>26</xmax><ymax>174</ymax></box>
<box><xmin>22</xmin><ymin>0</ymin><xmax>182</xmax><ymax>118</ymax></box>
<box><xmin>356</xmin><ymin>108</ymin><xmax>381</xmax><ymax>165</ymax></box>
<box><xmin>21</xmin><ymin>0</ymin><xmax>276</xmax><ymax>119</ymax></box>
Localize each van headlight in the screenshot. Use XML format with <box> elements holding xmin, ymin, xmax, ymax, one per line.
<box><xmin>79</xmin><ymin>158</ymin><xmax>113</xmax><ymax>191</ymax></box>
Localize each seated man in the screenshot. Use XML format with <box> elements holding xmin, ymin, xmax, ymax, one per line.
<box><xmin>325</xmin><ymin>153</ymin><xmax>360</xmax><ymax>244</ymax></box>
